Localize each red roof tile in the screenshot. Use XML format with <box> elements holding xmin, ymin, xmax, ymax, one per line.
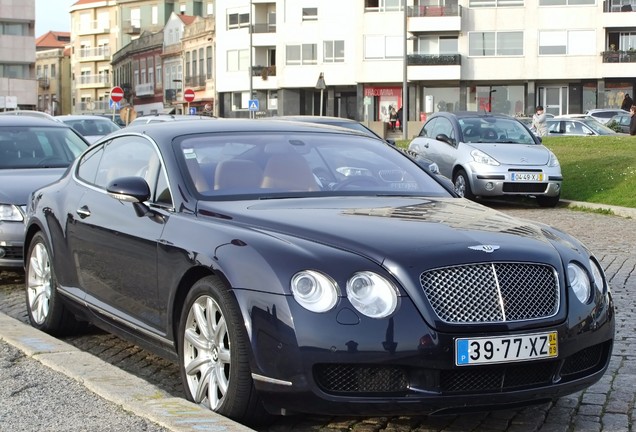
<box><xmin>36</xmin><ymin>31</ymin><xmax>71</xmax><ymax>48</ymax></box>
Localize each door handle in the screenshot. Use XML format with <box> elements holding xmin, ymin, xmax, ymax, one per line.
<box><xmin>76</xmin><ymin>206</ymin><xmax>91</xmax><ymax>219</ymax></box>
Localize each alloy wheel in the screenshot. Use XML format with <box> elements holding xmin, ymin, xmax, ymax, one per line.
<box><xmin>26</xmin><ymin>242</ymin><xmax>52</xmax><ymax>325</ymax></box>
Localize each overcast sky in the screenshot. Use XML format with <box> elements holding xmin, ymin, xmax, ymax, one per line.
<box><xmin>35</xmin><ymin>0</ymin><xmax>75</xmax><ymax>36</ymax></box>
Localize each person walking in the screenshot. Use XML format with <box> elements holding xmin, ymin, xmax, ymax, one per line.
<box><xmin>622</xmin><ymin>93</ymin><xmax>634</xmax><ymax>111</ymax></box>
<box><xmin>396</xmin><ymin>106</ymin><xmax>403</xmax><ymax>131</ymax></box>
<box><xmin>629</xmin><ymin>105</ymin><xmax>636</xmax><ymax>135</ymax></box>
<box><xmin>532</xmin><ymin>105</ymin><xmax>548</xmax><ymax>137</ymax></box>
<box><xmin>389</xmin><ymin>106</ymin><xmax>398</xmax><ymax>131</ymax></box>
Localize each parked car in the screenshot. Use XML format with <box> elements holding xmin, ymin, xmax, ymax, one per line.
<box><xmin>607</xmin><ymin>113</ymin><xmax>631</xmax><ymax>134</ymax></box>
<box><xmin>128</xmin><ymin>113</ymin><xmax>216</xmax><ymax>126</ymax></box>
<box><xmin>0</xmin><ymin>116</ymin><xmax>89</xmax><ymax>270</ymax></box>
<box><xmin>584</xmin><ymin>108</ymin><xmax>630</xmax><ymax>124</ymax></box>
<box><xmin>0</xmin><ymin>110</ymin><xmax>58</xmax><ymax>121</ymax></box>
<box><xmin>24</xmin><ymin>119</ymin><xmax>613</xmax><ymax>426</ymax></box>
<box><xmin>407</xmin><ymin>111</ymin><xmax>563</xmax><ymax>207</ymax></box>
<box><xmin>546</xmin><ymin>117</ymin><xmax>619</xmax><ymax>136</ymax></box>
<box><xmin>272</xmin><ymin>115</ymin><xmax>397</xmax><ymax>145</ymax></box>
<box><xmin>55</xmin><ymin>114</ymin><xmax>121</xmax><ymax>143</ymax></box>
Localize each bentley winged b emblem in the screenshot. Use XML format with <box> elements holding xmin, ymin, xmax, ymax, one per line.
<box><xmin>468</xmin><ymin>245</ymin><xmax>500</xmax><ymax>253</ymax></box>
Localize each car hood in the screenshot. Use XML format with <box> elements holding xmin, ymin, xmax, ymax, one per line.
<box><xmin>198</xmin><ymin>196</ymin><xmax>570</xmax><ymax>269</ymax></box>
<box><xmin>467</xmin><ymin>143</ymin><xmax>551</xmax><ymax>165</ymax></box>
<box><xmin>0</xmin><ymin>168</ymin><xmax>67</xmax><ymax>205</ymax></box>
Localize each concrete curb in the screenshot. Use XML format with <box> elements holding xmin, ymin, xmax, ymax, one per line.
<box><xmin>560</xmin><ymin>199</ymin><xmax>636</xmax><ymax>219</ymax></box>
<box><xmin>0</xmin><ymin>313</ymin><xmax>256</xmax><ymax>432</ymax></box>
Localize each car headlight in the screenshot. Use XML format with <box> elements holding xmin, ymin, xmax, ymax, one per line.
<box><xmin>589</xmin><ymin>258</ymin><xmax>606</xmax><ymax>294</ymax></box>
<box><xmin>548</xmin><ymin>151</ymin><xmax>560</xmax><ymax>167</ymax></box>
<box><xmin>291</xmin><ymin>270</ymin><xmax>338</xmax><ymax>313</ymax></box>
<box><xmin>346</xmin><ymin>271</ymin><xmax>398</xmax><ymax>318</ymax></box>
<box><xmin>0</xmin><ymin>204</ymin><xmax>23</xmax><ymax>222</ymax></box>
<box><xmin>568</xmin><ymin>262</ymin><xmax>591</xmax><ymax>303</ymax></box>
<box><xmin>470</xmin><ymin>149</ymin><xmax>499</xmax><ymax>166</ymax></box>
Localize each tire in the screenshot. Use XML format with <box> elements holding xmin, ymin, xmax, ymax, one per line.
<box><xmin>25</xmin><ymin>232</ymin><xmax>82</xmax><ymax>336</ymax></box>
<box><xmin>537</xmin><ymin>194</ymin><xmax>560</xmax><ymax>208</ymax></box>
<box><xmin>178</xmin><ymin>276</ymin><xmax>271</xmax><ymax>426</ymax></box>
<box><xmin>453</xmin><ymin>169</ymin><xmax>475</xmax><ymax>200</ymax></box>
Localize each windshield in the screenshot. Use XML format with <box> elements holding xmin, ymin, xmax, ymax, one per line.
<box><xmin>0</xmin><ymin>126</ymin><xmax>88</xmax><ymax>169</ymax></box>
<box><xmin>176</xmin><ymin>132</ymin><xmax>450</xmax><ymax>199</ymax></box>
<box><xmin>580</xmin><ymin>119</ymin><xmax>616</xmax><ymax>134</ymax></box>
<box><xmin>459</xmin><ymin>117</ymin><xmax>537</xmax><ymax>144</ymax></box>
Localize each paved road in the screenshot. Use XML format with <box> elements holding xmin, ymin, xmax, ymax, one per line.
<box><xmin>1</xmin><ymin>203</ymin><xmax>635</xmax><ymax>432</ymax></box>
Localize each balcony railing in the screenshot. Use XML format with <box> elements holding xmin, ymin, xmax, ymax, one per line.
<box><xmin>601</xmin><ymin>50</ymin><xmax>636</xmax><ymax>62</ymax></box>
<box><xmin>409</xmin><ymin>4</ymin><xmax>461</xmax><ymax>17</ymax></box>
<box><xmin>123</xmin><ymin>20</ymin><xmax>141</xmax><ymax>35</ymax></box>
<box><xmin>252</xmin><ymin>65</ymin><xmax>277</xmax><ymax>79</ymax></box>
<box><xmin>75</xmin><ymin>100</ymin><xmax>110</xmax><ymax>112</ymax></box>
<box><xmin>78</xmin><ymin>74</ymin><xmax>110</xmax><ymax>86</ymax></box>
<box><xmin>252</xmin><ymin>22</ymin><xmax>276</xmax><ymax>33</ymax></box>
<box><xmin>185</xmin><ymin>75</ymin><xmax>207</xmax><ymax>87</ymax></box>
<box><xmin>38</xmin><ymin>78</ymin><xmax>49</xmax><ymax>89</ymax></box>
<box><xmin>407</xmin><ymin>54</ymin><xmax>461</xmax><ymax>66</ymax></box>
<box><xmin>76</xmin><ymin>20</ymin><xmax>110</xmax><ymax>34</ymax></box>
<box><xmin>78</xmin><ymin>47</ymin><xmax>111</xmax><ymax>59</ymax></box>
<box><xmin>135</xmin><ymin>82</ymin><xmax>154</xmax><ymax>97</ymax></box>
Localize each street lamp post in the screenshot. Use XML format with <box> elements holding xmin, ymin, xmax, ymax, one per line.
<box><xmin>489</xmin><ymin>88</ymin><xmax>497</xmax><ymax>112</ymax></box>
<box><xmin>249</xmin><ymin>0</ymin><xmax>253</xmax><ymax>119</ymax></box>
<box><xmin>402</xmin><ymin>2</ymin><xmax>409</xmax><ymax>140</ymax></box>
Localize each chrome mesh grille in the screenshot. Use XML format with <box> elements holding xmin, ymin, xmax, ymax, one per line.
<box><xmin>420</xmin><ymin>262</ymin><xmax>559</xmax><ymax>324</ymax></box>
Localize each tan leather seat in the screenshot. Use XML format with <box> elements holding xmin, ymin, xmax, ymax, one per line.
<box><xmin>261</xmin><ymin>153</ymin><xmax>319</xmax><ymax>191</ymax></box>
<box><xmin>214</xmin><ymin>159</ymin><xmax>263</xmax><ymax>191</ymax></box>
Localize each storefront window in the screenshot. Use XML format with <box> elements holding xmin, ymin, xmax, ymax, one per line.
<box><xmin>468</xmin><ymin>85</ymin><xmax>525</xmax><ymax>115</ymax></box>
<box><xmin>582</xmin><ymin>82</ymin><xmax>597</xmax><ymax>112</ymax></box>
<box><xmin>604</xmin><ymin>82</ymin><xmax>631</xmax><ymax>109</ymax></box>
<box><xmin>422</xmin><ymin>87</ymin><xmax>460</xmax><ymax>114</ymax></box>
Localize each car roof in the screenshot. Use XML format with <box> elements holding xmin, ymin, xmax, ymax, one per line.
<box><xmin>113</xmin><ymin>118</ymin><xmax>364</xmax><ymax>140</ymax></box>
<box><xmin>0</xmin><ymin>116</ymin><xmax>70</xmax><ymax>127</ymax></box>
<box><xmin>56</xmin><ymin>115</ymin><xmax>117</xmax><ymax>121</ymax></box>
<box><xmin>428</xmin><ymin>111</ymin><xmax>515</xmax><ymax>120</ymax></box>
<box><xmin>586</xmin><ymin>108</ymin><xmax>629</xmax><ymax>114</ymax></box>
<box><xmin>0</xmin><ymin>110</ymin><xmax>59</xmax><ymax>121</ymax></box>
<box><xmin>274</xmin><ymin>115</ymin><xmax>360</xmax><ymax>124</ymax></box>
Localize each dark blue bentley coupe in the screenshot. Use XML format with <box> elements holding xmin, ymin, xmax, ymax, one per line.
<box><xmin>23</xmin><ymin>119</ymin><xmax>614</xmax><ymax>426</ymax></box>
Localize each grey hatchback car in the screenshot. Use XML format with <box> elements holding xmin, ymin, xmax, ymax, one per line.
<box><xmin>407</xmin><ymin>111</ymin><xmax>563</xmax><ymax>207</ymax></box>
<box><xmin>0</xmin><ymin>116</ymin><xmax>89</xmax><ymax>270</ymax></box>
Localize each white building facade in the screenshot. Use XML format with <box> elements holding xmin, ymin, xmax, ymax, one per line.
<box><xmin>213</xmin><ymin>0</ymin><xmax>636</xmax><ymax>135</ymax></box>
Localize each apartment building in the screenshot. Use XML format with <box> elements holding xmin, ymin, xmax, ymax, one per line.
<box><xmin>212</xmin><ymin>0</ymin><xmax>636</xmax><ymax>134</ymax></box>
<box><xmin>70</xmin><ymin>0</ymin><xmax>213</xmax><ymax>114</ymax></box>
<box><xmin>0</xmin><ymin>0</ymin><xmax>36</xmax><ymax>111</ymax></box>
<box><xmin>36</xmin><ymin>32</ymin><xmax>72</xmax><ymax>115</ymax></box>
<box><xmin>181</xmin><ymin>16</ymin><xmax>216</xmax><ymax>113</ymax></box>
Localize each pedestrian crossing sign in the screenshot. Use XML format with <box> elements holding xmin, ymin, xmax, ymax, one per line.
<box><xmin>248</xmin><ymin>99</ymin><xmax>259</xmax><ymax>111</ymax></box>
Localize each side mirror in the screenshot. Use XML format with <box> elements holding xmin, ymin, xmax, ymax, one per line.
<box><xmin>385</xmin><ymin>139</ymin><xmax>397</xmax><ymax>146</ymax></box>
<box><xmin>435</xmin><ymin>133</ymin><xmax>453</xmax><ymax>145</ymax></box>
<box><xmin>107</xmin><ymin>176</ymin><xmax>151</xmax><ymax>203</ymax></box>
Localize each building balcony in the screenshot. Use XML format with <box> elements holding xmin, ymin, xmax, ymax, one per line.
<box><xmin>75</xmin><ymin>20</ymin><xmax>110</xmax><ymax>35</ymax></box>
<box><xmin>78</xmin><ymin>47</ymin><xmax>111</xmax><ymax>61</ymax></box>
<box><xmin>407</xmin><ymin>54</ymin><xmax>462</xmax><ymax>81</ymax></box>
<box><xmin>185</xmin><ymin>75</ymin><xmax>207</xmax><ymax>89</ymax></box>
<box><xmin>252</xmin><ymin>22</ymin><xmax>276</xmax><ymax>34</ymax></box>
<box><xmin>603</xmin><ymin>0</ymin><xmax>636</xmax><ymax>12</ymax></box>
<box><xmin>75</xmin><ymin>100</ymin><xmax>110</xmax><ymax>113</ymax></box>
<box><xmin>123</xmin><ymin>20</ymin><xmax>141</xmax><ymax>35</ymax></box>
<box><xmin>601</xmin><ymin>49</ymin><xmax>636</xmax><ymax>62</ymax></box>
<box><xmin>38</xmin><ymin>78</ymin><xmax>50</xmax><ymax>89</ymax></box>
<box><xmin>408</xmin><ymin>4</ymin><xmax>462</xmax><ymax>33</ymax></box>
<box><xmin>76</xmin><ymin>74</ymin><xmax>110</xmax><ymax>89</ymax></box>
<box><xmin>252</xmin><ymin>65</ymin><xmax>276</xmax><ymax>79</ymax></box>
<box><xmin>135</xmin><ymin>82</ymin><xmax>155</xmax><ymax>97</ymax></box>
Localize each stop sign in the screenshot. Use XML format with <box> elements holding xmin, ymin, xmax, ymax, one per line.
<box><xmin>184</xmin><ymin>88</ymin><xmax>196</xmax><ymax>103</ymax></box>
<box><xmin>110</xmin><ymin>86</ymin><xmax>124</xmax><ymax>103</ymax></box>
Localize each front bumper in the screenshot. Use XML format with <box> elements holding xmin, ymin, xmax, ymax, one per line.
<box><xmin>471</xmin><ymin>172</ymin><xmax>562</xmax><ymax>198</ymax></box>
<box><xmin>0</xmin><ymin>220</ymin><xmax>25</xmax><ymax>270</ymax></box>
<box><xmin>236</xmin><ymin>290</ymin><xmax>614</xmax><ymax>416</ymax></box>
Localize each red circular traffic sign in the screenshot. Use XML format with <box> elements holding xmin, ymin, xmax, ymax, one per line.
<box><xmin>110</xmin><ymin>86</ymin><xmax>124</xmax><ymax>103</ymax></box>
<box><xmin>184</xmin><ymin>88</ymin><xmax>196</xmax><ymax>103</ymax></box>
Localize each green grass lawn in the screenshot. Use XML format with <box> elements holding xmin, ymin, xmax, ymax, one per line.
<box><xmin>396</xmin><ymin>135</ymin><xmax>636</xmax><ymax>208</ymax></box>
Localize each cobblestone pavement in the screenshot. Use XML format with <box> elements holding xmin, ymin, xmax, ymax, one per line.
<box><xmin>1</xmin><ymin>203</ymin><xmax>634</xmax><ymax>432</ymax></box>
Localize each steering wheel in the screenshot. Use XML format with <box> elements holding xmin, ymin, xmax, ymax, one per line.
<box><xmin>332</xmin><ymin>175</ymin><xmax>384</xmax><ymax>191</ymax></box>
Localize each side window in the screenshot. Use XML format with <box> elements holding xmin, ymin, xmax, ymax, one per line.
<box><xmin>435</xmin><ymin>118</ymin><xmax>454</xmax><ymax>142</ymax></box>
<box><xmin>420</xmin><ymin>118</ymin><xmax>437</xmax><ymax>138</ymax></box>
<box><xmin>76</xmin><ymin>145</ymin><xmax>104</xmax><ymax>184</ymax></box>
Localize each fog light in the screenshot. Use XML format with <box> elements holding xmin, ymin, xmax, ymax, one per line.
<box><xmin>0</xmin><ymin>247</ymin><xmax>5</xmax><ymax>258</ymax></box>
<box><xmin>485</xmin><ymin>182</ymin><xmax>494</xmax><ymax>191</ymax></box>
